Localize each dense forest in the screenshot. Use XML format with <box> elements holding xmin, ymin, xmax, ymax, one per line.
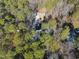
<box><xmin>0</xmin><ymin>0</ymin><xmax>79</xmax><ymax>59</ymax></box>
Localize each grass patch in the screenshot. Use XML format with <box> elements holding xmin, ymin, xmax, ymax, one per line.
<box><xmin>72</xmin><ymin>10</ymin><xmax>79</xmax><ymax>28</ymax></box>
<box><xmin>44</xmin><ymin>0</ymin><xmax>58</xmax><ymax>11</ymax></box>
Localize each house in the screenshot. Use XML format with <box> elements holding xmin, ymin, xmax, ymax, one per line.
<box><xmin>35</xmin><ymin>8</ymin><xmax>47</xmax><ymax>21</ymax></box>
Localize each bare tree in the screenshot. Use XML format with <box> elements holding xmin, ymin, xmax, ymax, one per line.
<box><xmin>51</xmin><ymin>0</ymin><xmax>77</xmax><ymax>59</ymax></box>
